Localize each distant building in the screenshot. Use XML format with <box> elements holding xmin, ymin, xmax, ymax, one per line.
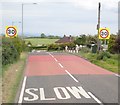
<box><xmin>55</xmin><ymin>35</ymin><xmax>74</xmax><ymax>43</ymax></box>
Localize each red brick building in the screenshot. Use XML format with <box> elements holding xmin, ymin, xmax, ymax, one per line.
<box><xmin>55</xmin><ymin>35</ymin><xmax>74</xmax><ymax>43</ymax></box>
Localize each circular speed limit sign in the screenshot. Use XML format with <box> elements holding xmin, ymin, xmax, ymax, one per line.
<box><xmin>5</xmin><ymin>26</ymin><xmax>18</xmax><ymax>38</ymax></box>
<box><xmin>99</xmin><ymin>28</ymin><xmax>110</xmax><ymax>39</ymax></box>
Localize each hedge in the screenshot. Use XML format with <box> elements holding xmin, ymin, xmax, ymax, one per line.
<box><xmin>2</xmin><ymin>37</ymin><xmax>28</xmax><ymax>66</ymax></box>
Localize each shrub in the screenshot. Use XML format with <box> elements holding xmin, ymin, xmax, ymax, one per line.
<box><xmin>81</xmin><ymin>47</ymin><xmax>91</xmax><ymax>53</ymax></box>
<box><xmin>31</xmin><ymin>45</ymin><xmax>47</xmax><ymax>50</ymax></box>
<box><xmin>59</xmin><ymin>43</ymin><xmax>70</xmax><ymax>50</ymax></box>
<box><xmin>2</xmin><ymin>37</ymin><xmax>28</xmax><ymax>65</ymax></box>
<box><xmin>47</xmin><ymin>44</ymin><xmax>59</xmax><ymax>51</ymax></box>
<box><xmin>97</xmin><ymin>51</ymin><xmax>111</xmax><ymax>60</ymax></box>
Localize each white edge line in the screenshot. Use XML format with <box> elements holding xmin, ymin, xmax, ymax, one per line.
<box><xmin>58</xmin><ymin>63</ymin><xmax>64</xmax><ymax>68</ymax></box>
<box><xmin>65</xmin><ymin>70</ymin><xmax>79</xmax><ymax>83</ymax></box>
<box><xmin>88</xmin><ymin>92</ymin><xmax>102</xmax><ymax>104</ymax></box>
<box><xmin>18</xmin><ymin>76</ymin><xmax>27</xmax><ymax>103</ymax></box>
<box><xmin>115</xmin><ymin>74</ymin><xmax>120</xmax><ymax>77</ymax></box>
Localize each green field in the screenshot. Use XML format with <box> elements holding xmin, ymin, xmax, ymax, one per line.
<box><xmin>25</xmin><ymin>38</ymin><xmax>59</xmax><ymax>46</ymax></box>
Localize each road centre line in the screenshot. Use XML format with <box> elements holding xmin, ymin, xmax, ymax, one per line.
<box><xmin>65</xmin><ymin>70</ymin><xmax>79</xmax><ymax>83</ymax></box>
<box><xmin>54</xmin><ymin>58</ymin><xmax>58</xmax><ymax>62</ymax></box>
<box><xmin>48</xmin><ymin>53</ymin><xmax>79</xmax><ymax>83</ymax></box>
<box><xmin>88</xmin><ymin>92</ymin><xmax>103</xmax><ymax>104</ymax></box>
<box><xmin>58</xmin><ymin>63</ymin><xmax>64</xmax><ymax>68</ymax></box>
<box><xmin>18</xmin><ymin>76</ymin><xmax>27</xmax><ymax>103</ymax></box>
<box><xmin>48</xmin><ymin>53</ymin><xmax>54</xmax><ymax>58</ymax></box>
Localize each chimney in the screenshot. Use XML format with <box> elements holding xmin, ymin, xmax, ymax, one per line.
<box><xmin>64</xmin><ymin>35</ymin><xmax>66</xmax><ymax>37</ymax></box>
<box><xmin>69</xmin><ymin>35</ymin><xmax>72</xmax><ymax>42</ymax></box>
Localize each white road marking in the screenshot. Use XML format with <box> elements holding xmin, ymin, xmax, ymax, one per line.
<box><xmin>48</xmin><ymin>53</ymin><xmax>58</xmax><ymax>62</ymax></box>
<box><xmin>88</xmin><ymin>92</ymin><xmax>102</xmax><ymax>104</ymax></box>
<box><xmin>58</xmin><ymin>63</ymin><xmax>64</xmax><ymax>68</ymax></box>
<box><xmin>48</xmin><ymin>53</ymin><xmax>54</xmax><ymax>58</ymax></box>
<box><xmin>18</xmin><ymin>76</ymin><xmax>27</xmax><ymax>103</ymax></box>
<box><xmin>51</xmin><ymin>55</ymin><xmax>54</xmax><ymax>58</ymax></box>
<box><xmin>37</xmin><ymin>50</ymin><xmax>41</xmax><ymax>53</ymax></box>
<box><xmin>115</xmin><ymin>74</ymin><xmax>120</xmax><ymax>77</ymax></box>
<box><xmin>54</xmin><ymin>58</ymin><xmax>58</xmax><ymax>62</ymax></box>
<box><xmin>65</xmin><ymin>70</ymin><xmax>79</xmax><ymax>83</ymax></box>
<box><xmin>48</xmin><ymin>52</ymin><xmax>79</xmax><ymax>83</ymax></box>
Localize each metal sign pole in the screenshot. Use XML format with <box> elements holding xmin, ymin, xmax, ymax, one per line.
<box><xmin>97</xmin><ymin>2</ymin><xmax>101</xmax><ymax>52</ymax></box>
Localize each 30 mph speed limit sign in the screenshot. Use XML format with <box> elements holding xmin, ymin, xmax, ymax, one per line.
<box><xmin>5</xmin><ymin>26</ymin><xmax>18</xmax><ymax>38</ymax></box>
<box><xmin>99</xmin><ymin>28</ymin><xmax>110</xmax><ymax>39</ymax></box>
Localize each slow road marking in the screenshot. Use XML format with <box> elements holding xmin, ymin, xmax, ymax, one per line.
<box><xmin>23</xmin><ymin>86</ymin><xmax>91</xmax><ymax>102</ymax></box>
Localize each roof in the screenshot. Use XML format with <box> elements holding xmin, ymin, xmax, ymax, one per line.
<box><xmin>55</xmin><ymin>35</ymin><xmax>74</xmax><ymax>43</ymax></box>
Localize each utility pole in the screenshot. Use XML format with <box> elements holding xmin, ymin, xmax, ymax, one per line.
<box><xmin>22</xmin><ymin>3</ymin><xmax>23</xmax><ymax>39</ymax></box>
<box><xmin>21</xmin><ymin>3</ymin><xmax>37</xmax><ymax>39</ymax></box>
<box><xmin>97</xmin><ymin>2</ymin><xmax>101</xmax><ymax>52</ymax></box>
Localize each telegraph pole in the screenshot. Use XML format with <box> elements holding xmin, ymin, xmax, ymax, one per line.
<box><xmin>22</xmin><ymin>3</ymin><xmax>23</xmax><ymax>39</ymax></box>
<box><xmin>97</xmin><ymin>2</ymin><xmax>101</xmax><ymax>52</ymax></box>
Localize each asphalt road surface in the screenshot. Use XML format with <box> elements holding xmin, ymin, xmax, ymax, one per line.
<box><xmin>15</xmin><ymin>51</ymin><xmax>119</xmax><ymax>104</ymax></box>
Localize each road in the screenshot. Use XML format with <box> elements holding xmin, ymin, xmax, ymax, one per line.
<box><xmin>15</xmin><ymin>51</ymin><xmax>118</xmax><ymax>104</ymax></box>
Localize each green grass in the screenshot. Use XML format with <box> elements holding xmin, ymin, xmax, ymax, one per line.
<box><xmin>2</xmin><ymin>52</ymin><xmax>28</xmax><ymax>103</ymax></box>
<box><xmin>75</xmin><ymin>51</ymin><xmax>118</xmax><ymax>73</ymax></box>
<box><xmin>25</xmin><ymin>38</ymin><xmax>59</xmax><ymax>46</ymax></box>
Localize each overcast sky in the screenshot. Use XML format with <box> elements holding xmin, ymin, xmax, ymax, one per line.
<box><xmin>0</xmin><ymin>0</ymin><xmax>119</xmax><ymax>37</ymax></box>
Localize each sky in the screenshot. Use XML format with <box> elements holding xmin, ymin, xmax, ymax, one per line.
<box><xmin>0</xmin><ymin>0</ymin><xmax>119</xmax><ymax>37</ymax></box>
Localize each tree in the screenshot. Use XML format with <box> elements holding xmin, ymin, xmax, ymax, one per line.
<box><xmin>86</xmin><ymin>35</ymin><xmax>97</xmax><ymax>44</ymax></box>
<box><xmin>108</xmin><ymin>34</ymin><xmax>117</xmax><ymax>54</ymax></box>
<box><xmin>113</xmin><ymin>36</ymin><xmax>120</xmax><ymax>53</ymax></box>
<box><xmin>74</xmin><ymin>35</ymin><xmax>87</xmax><ymax>45</ymax></box>
<box><xmin>40</xmin><ymin>33</ymin><xmax>46</xmax><ymax>38</ymax></box>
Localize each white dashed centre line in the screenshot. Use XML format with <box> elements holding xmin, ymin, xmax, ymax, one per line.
<box><xmin>18</xmin><ymin>76</ymin><xmax>27</xmax><ymax>103</ymax></box>
<box><xmin>58</xmin><ymin>63</ymin><xmax>64</xmax><ymax>68</ymax></box>
<box><xmin>48</xmin><ymin>53</ymin><xmax>79</xmax><ymax>83</ymax></box>
<box><xmin>88</xmin><ymin>92</ymin><xmax>103</xmax><ymax>104</ymax></box>
<box><xmin>65</xmin><ymin>70</ymin><xmax>79</xmax><ymax>83</ymax></box>
<box><xmin>54</xmin><ymin>58</ymin><xmax>58</xmax><ymax>62</ymax></box>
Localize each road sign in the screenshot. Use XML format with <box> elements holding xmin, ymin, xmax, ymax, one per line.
<box><xmin>99</xmin><ymin>28</ymin><xmax>110</xmax><ymax>39</ymax></box>
<box><xmin>5</xmin><ymin>26</ymin><xmax>18</xmax><ymax>38</ymax></box>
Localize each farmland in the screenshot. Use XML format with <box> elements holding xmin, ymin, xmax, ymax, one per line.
<box><xmin>25</xmin><ymin>38</ymin><xmax>59</xmax><ymax>46</ymax></box>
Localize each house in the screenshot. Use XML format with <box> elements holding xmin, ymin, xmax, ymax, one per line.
<box><xmin>55</xmin><ymin>35</ymin><xmax>74</xmax><ymax>43</ymax></box>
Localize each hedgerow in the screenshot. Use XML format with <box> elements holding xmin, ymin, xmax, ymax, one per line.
<box><xmin>2</xmin><ymin>37</ymin><xmax>28</xmax><ymax>66</ymax></box>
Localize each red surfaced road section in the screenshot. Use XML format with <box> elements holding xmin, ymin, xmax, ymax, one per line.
<box><xmin>54</xmin><ymin>55</ymin><xmax>114</xmax><ymax>75</ymax></box>
<box><xmin>26</xmin><ymin>54</ymin><xmax>114</xmax><ymax>76</ymax></box>
<box><xmin>25</xmin><ymin>55</ymin><xmax>66</xmax><ymax>76</ymax></box>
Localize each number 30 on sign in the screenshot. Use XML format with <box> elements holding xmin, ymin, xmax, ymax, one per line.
<box><xmin>5</xmin><ymin>26</ymin><xmax>18</xmax><ymax>38</ymax></box>
<box><xmin>99</xmin><ymin>28</ymin><xmax>110</xmax><ymax>39</ymax></box>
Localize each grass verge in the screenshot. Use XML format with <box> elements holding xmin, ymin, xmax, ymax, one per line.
<box><xmin>2</xmin><ymin>52</ymin><xmax>28</xmax><ymax>103</ymax></box>
<box><xmin>74</xmin><ymin>51</ymin><xmax>118</xmax><ymax>73</ymax></box>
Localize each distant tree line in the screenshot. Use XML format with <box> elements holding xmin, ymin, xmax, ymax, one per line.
<box><xmin>47</xmin><ymin>34</ymin><xmax>120</xmax><ymax>54</ymax></box>
<box><xmin>25</xmin><ymin>33</ymin><xmax>61</xmax><ymax>39</ymax></box>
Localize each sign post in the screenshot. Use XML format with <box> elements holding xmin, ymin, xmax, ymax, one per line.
<box><xmin>5</xmin><ymin>26</ymin><xmax>18</xmax><ymax>38</ymax></box>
